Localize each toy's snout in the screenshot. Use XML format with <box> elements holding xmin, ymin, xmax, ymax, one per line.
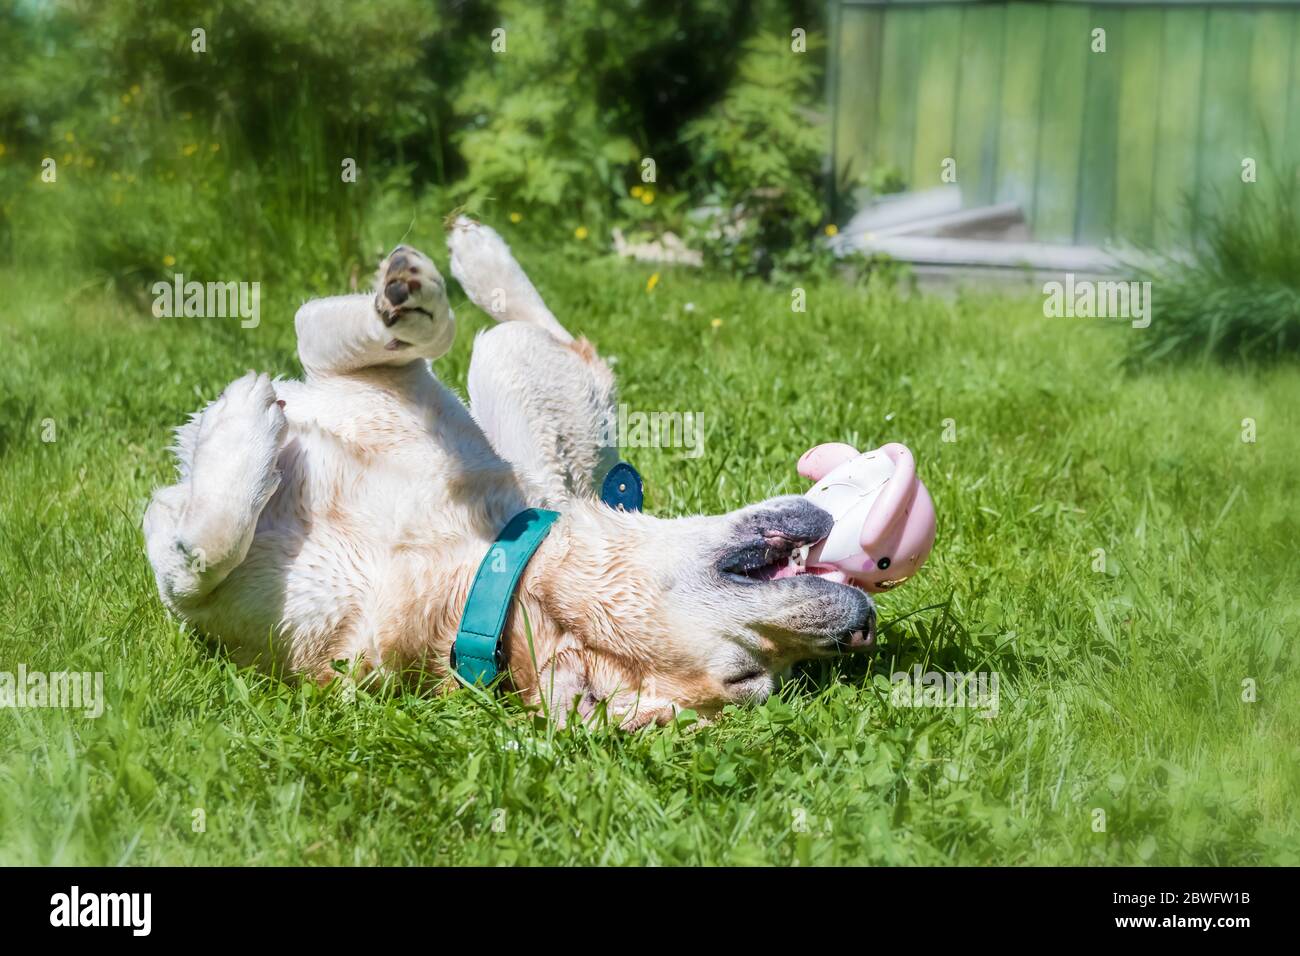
<box><xmin>857</xmin><ymin>443</ymin><xmax>935</xmax><ymax>590</ymax></box>
<box><xmin>797</xmin><ymin>442</ymin><xmax>936</xmax><ymax>593</ymax></box>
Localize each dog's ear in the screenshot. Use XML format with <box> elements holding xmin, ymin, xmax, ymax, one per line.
<box><xmin>535</xmin><ymin>649</ymin><xmax>597</xmax><ymax>726</ymax></box>
<box><xmin>592</xmin><ymin>674</ymin><xmax>681</xmax><ymax>731</ymax></box>
<box><xmin>536</xmin><ymin>650</ymin><xmax>679</xmax><ymax>730</ymax></box>
<box><xmin>609</xmin><ymin>692</ymin><xmax>680</xmax><ymax>731</ymax></box>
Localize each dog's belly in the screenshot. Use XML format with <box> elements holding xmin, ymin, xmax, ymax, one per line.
<box><xmin>190</xmin><ymin>401</ymin><xmax>524</xmax><ymax>682</ymax></box>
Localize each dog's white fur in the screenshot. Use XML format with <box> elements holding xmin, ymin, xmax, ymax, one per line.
<box><xmin>143</xmin><ymin>218</ymin><xmax>874</xmax><ymax>727</ymax></box>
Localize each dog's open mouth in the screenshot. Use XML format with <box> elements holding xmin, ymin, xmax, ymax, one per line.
<box><xmin>718</xmin><ymin>536</ymin><xmax>876</xmax><ymax>649</ymax></box>
<box><xmin>719</xmin><ymin>540</ymin><xmax>859</xmax><ymax>590</ymax></box>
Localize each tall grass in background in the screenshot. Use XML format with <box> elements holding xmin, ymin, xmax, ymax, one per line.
<box><xmin>1133</xmin><ymin>166</ymin><xmax>1300</xmax><ymax>365</ymax></box>
<box><xmin>0</xmin><ymin>0</ymin><xmax>465</xmax><ymax>292</ymax></box>
<box><xmin>8</xmin><ymin>101</ymin><xmax>391</xmax><ymax>296</ymax></box>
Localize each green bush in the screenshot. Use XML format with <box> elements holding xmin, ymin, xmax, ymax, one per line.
<box><xmin>450</xmin><ymin>0</ymin><xmax>757</xmax><ymax>237</ymax></box>
<box><xmin>450</xmin><ymin>0</ymin><xmax>641</xmax><ymax>230</ymax></box>
<box><xmin>681</xmin><ymin>32</ymin><xmax>832</xmax><ymax>280</ymax></box>
<box><xmin>1131</xmin><ymin>168</ymin><xmax>1300</xmax><ymax>365</ymax></box>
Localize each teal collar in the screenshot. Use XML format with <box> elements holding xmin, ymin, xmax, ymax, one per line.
<box><xmin>451</xmin><ymin>507</ymin><xmax>560</xmax><ymax>685</ymax></box>
<box><xmin>450</xmin><ymin>462</ymin><xmax>642</xmax><ymax>687</ymax></box>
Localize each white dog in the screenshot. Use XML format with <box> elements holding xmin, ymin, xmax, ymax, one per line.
<box><xmin>143</xmin><ymin>218</ymin><xmax>875</xmax><ymax>727</ymax></box>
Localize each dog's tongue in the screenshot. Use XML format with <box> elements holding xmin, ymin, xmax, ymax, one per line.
<box><xmin>773</xmin><ymin>561</ymin><xmax>848</xmax><ymax>585</ymax></box>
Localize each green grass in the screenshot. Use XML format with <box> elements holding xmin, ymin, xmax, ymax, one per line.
<box><xmin>1</xmin><ymin>252</ymin><xmax>1298</xmax><ymax>865</ymax></box>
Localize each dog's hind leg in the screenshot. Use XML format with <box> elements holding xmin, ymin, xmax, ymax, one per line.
<box><xmin>447</xmin><ymin>216</ymin><xmax>574</xmax><ymax>342</ymax></box>
<box><xmin>466</xmin><ymin>323</ymin><xmax>618</xmax><ymax>505</ymax></box>
<box><xmin>450</xmin><ymin>219</ymin><xmax>618</xmax><ymax>505</ymax></box>
<box><xmin>144</xmin><ymin>372</ymin><xmax>287</xmax><ymax>609</ymax></box>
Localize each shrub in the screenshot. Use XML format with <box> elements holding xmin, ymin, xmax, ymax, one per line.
<box><xmin>680</xmin><ymin>32</ymin><xmax>831</xmax><ymax>280</ymax></box>
<box><xmin>450</xmin><ymin>0</ymin><xmax>751</xmax><ymax>235</ymax></box>
<box><xmin>1131</xmin><ymin>168</ymin><xmax>1300</xmax><ymax>364</ymax></box>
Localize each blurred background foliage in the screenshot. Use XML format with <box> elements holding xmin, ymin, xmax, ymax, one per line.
<box><xmin>1132</xmin><ymin>163</ymin><xmax>1300</xmax><ymax>365</ymax></box>
<box><xmin>0</xmin><ymin>0</ymin><xmax>838</xmax><ymax>288</ymax></box>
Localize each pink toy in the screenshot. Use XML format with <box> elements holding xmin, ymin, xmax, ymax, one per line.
<box><xmin>782</xmin><ymin>442</ymin><xmax>936</xmax><ymax>592</ymax></box>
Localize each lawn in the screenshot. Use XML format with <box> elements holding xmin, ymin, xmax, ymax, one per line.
<box><xmin>1</xmin><ymin>248</ymin><xmax>1297</xmax><ymax>865</ymax></box>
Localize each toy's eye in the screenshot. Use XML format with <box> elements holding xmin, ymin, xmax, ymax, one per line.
<box><xmin>876</xmin><ymin>557</ymin><xmax>891</xmax><ymax>570</ymax></box>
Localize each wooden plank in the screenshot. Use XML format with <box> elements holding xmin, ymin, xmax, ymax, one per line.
<box><xmin>870</xmin><ymin>202</ymin><xmax>1026</xmax><ymax>239</ymax></box>
<box><xmin>1075</xmin><ymin>4</ymin><xmax>1125</xmax><ymax>243</ymax></box>
<box><xmin>1114</xmin><ymin>8</ymin><xmax>1164</xmax><ymax>245</ymax></box>
<box><xmin>832</xmin><ymin>6</ymin><xmax>885</xmax><ymax>207</ymax></box>
<box><xmin>1197</xmin><ymin>8</ymin><xmax>1255</xmax><ymax>230</ymax></box>
<box><xmin>1152</xmin><ymin>5</ymin><xmax>1208</xmax><ymax>247</ymax></box>
<box><xmin>847</xmin><ymin>235</ymin><xmax>1123</xmax><ymax>273</ymax></box>
<box><xmin>994</xmin><ymin>3</ymin><xmax>1049</xmax><ymax>217</ymax></box>
<box><xmin>1032</xmin><ymin>3</ymin><xmax>1092</xmax><ymax>242</ymax></box>
<box><xmin>842</xmin><ymin>186</ymin><xmax>962</xmax><ymax>235</ymax></box>
<box><xmin>1247</xmin><ymin>8</ymin><xmax>1294</xmax><ymax>170</ymax></box>
<box><xmin>909</xmin><ymin>4</ymin><xmax>963</xmax><ymax>191</ymax></box>
<box><xmin>873</xmin><ymin>8</ymin><xmax>926</xmax><ymax>191</ymax></box>
<box><xmin>952</xmin><ymin>3</ymin><xmax>1006</xmax><ymax>207</ymax></box>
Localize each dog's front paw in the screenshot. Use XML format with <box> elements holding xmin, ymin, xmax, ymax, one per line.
<box><xmin>374</xmin><ymin>245</ymin><xmax>454</xmax><ymax>356</ymax></box>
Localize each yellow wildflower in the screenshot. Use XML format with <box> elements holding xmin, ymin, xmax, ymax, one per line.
<box><xmin>824</xmin><ymin>224</ymin><xmax>839</xmax><ymax>237</ymax></box>
<box><xmin>509</xmin><ymin>211</ymin><xmax>522</xmax><ymax>223</ymax></box>
<box><xmin>574</xmin><ymin>226</ymin><xmax>589</xmax><ymax>240</ymax></box>
<box><xmin>646</xmin><ymin>272</ymin><xmax>659</xmax><ymax>292</ymax></box>
<box><xmin>630</xmin><ymin>185</ymin><xmax>643</xmax><ymax>198</ymax></box>
<box><xmin>163</xmin><ymin>255</ymin><xmax>176</xmax><ymax>267</ymax></box>
<box><xmin>640</xmin><ymin>190</ymin><xmax>654</xmax><ymax>205</ymax></box>
<box><xmin>711</xmin><ymin>318</ymin><xmax>723</xmax><ymax>329</ymax></box>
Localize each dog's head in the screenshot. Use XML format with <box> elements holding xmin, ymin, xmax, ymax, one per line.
<box><xmin>518</xmin><ymin>495</ymin><xmax>875</xmax><ymax>727</ymax></box>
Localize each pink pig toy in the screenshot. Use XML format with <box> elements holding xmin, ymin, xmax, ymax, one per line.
<box><xmin>785</xmin><ymin>442</ymin><xmax>936</xmax><ymax>592</ymax></box>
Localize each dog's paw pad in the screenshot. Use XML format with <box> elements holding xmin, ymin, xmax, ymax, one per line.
<box><xmin>374</xmin><ymin>245</ymin><xmax>447</xmax><ymax>338</ymax></box>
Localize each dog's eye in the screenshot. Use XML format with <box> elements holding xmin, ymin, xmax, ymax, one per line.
<box><xmin>877</xmin><ymin>557</ymin><xmax>891</xmax><ymax>570</ymax></box>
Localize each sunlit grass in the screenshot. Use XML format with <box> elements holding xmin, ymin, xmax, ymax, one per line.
<box><xmin>1</xmin><ymin>251</ymin><xmax>1297</xmax><ymax>865</ymax></box>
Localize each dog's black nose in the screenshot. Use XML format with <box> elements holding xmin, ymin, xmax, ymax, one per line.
<box><xmin>844</xmin><ymin>600</ymin><xmax>876</xmax><ymax>649</ymax></box>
